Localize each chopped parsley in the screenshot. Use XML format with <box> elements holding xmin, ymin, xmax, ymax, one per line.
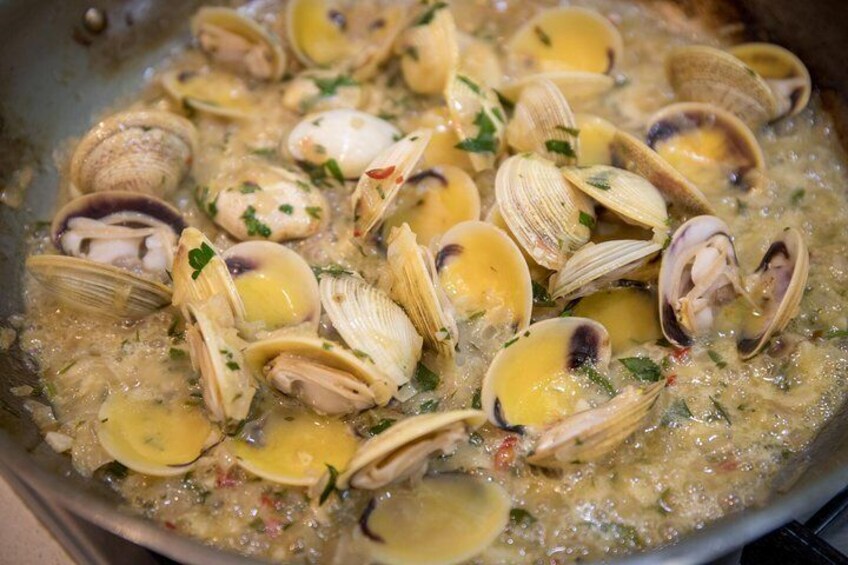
<box><xmin>582</xmin><ymin>364</ymin><xmax>616</xmax><ymax>396</ymax></box>
<box><xmin>414</xmin><ymin>1</ymin><xmax>448</xmax><ymax>26</ymax></box>
<box><xmin>279</xmin><ymin>204</ymin><xmax>294</xmax><ymax>215</ymax></box>
<box><xmin>510</xmin><ymin>508</ymin><xmax>537</xmax><ymax>525</ymax></box>
<box><xmin>555</xmin><ymin>125</ymin><xmax>581</xmax><ymax>136</ymax></box>
<box><xmin>707</xmin><ymin>349</ymin><xmax>728</xmax><ymax>369</ymax></box>
<box><xmin>325</xmin><ymin>158</ymin><xmax>345</xmax><ymax>184</ymax></box>
<box><xmin>471</xmin><ymin>387</ymin><xmax>482</xmax><ymax>409</ymax></box>
<box><xmin>238</xmin><ymin>181</ymin><xmax>262</xmax><ymax>194</ymax></box>
<box><xmin>195</xmin><ymin>185</ymin><xmax>219</xmax><ymax>218</ymax></box>
<box><xmin>586</xmin><ymin>171</ymin><xmax>612</xmax><ymax>190</ymax></box>
<box><xmin>368</xmin><ymin>418</ymin><xmax>396</xmax><ymax>435</ymax></box>
<box><xmin>503</xmin><ymin>336</ymin><xmax>520</xmax><ymax>348</ymax></box>
<box><xmin>413</xmin><ymin>362</ymin><xmax>440</xmax><ymax>391</ymax></box>
<box><xmin>405</xmin><ymin>45</ymin><xmax>419</xmax><ymax>61</ymax></box>
<box><xmin>168</xmin><ymin>347</ymin><xmax>187</xmax><ymax>361</ymax></box>
<box><xmin>579</xmin><ymin>211</ymin><xmax>596</xmax><ymax>229</ymax></box>
<box><xmin>661</xmin><ymin>399</ymin><xmax>692</xmax><ymax>426</ymax></box>
<box><xmin>305</xmin><ymin>206</ymin><xmax>323</xmax><ymax>220</ymax></box>
<box><xmin>532</xmin><ymin>280</ymin><xmax>556</xmax><ymax>307</ymax></box>
<box><xmin>545</xmin><ymin>139</ymin><xmax>576</xmax><ymax>157</ymax></box>
<box><xmin>312</xmin><ymin>74</ymin><xmax>358</xmax><ymax>97</ymax></box>
<box><xmin>419</xmin><ymin>399</ymin><xmax>440</xmax><ymax>413</ymax></box>
<box><xmin>241</xmin><ymin>206</ymin><xmax>272</xmax><ymax>238</ymax></box>
<box><xmin>322</xmin><ymin>342</ymin><xmax>334</xmax><ymax>351</ymax></box>
<box><xmin>455</xmin><ymin>109</ymin><xmax>498</xmax><ymax>154</ymax></box>
<box><xmin>353</xmin><ymin>349</ymin><xmax>373</xmax><ymax>362</ymax></box>
<box><xmin>618</xmin><ymin>357</ymin><xmax>662</xmax><ymax>382</ymax></box>
<box><xmin>790</xmin><ymin>188</ymin><xmax>806</xmax><ymax>206</ymax></box>
<box><xmin>457</xmin><ymin>74</ymin><xmax>482</xmax><ymax>95</ymax></box>
<box><xmin>826</xmin><ymin>329</ymin><xmax>848</xmax><ymax>339</ymax></box>
<box><xmin>710</xmin><ymin>396</ymin><xmax>732</xmax><ymax>425</ymax></box>
<box><xmin>226</xmin><ymin>361</ymin><xmax>240</xmax><ymax>371</ymax></box>
<box><xmin>319</xmin><ymin>464</ymin><xmax>339</xmax><ymax>505</ymax></box>
<box><xmin>467</xmin><ymin>310</ymin><xmax>486</xmax><ymax>321</ymax></box>
<box><xmin>57</xmin><ymin>360</ymin><xmax>77</xmax><ymax>375</ymax></box>
<box><xmin>249</xmin><ymin>147</ymin><xmax>277</xmax><ymax>158</ymax></box>
<box><xmin>311</xmin><ymin>264</ymin><xmax>353</xmax><ymax>279</ymax></box>
<box><xmin>188</xmin><ymin>242</ymin><xmax>215</xmax><ymax>280</ymax></box>
<box><xmin>533</xmin><ymin>25</ymin><xmax>552</xmax><ymax>47</ymax></box>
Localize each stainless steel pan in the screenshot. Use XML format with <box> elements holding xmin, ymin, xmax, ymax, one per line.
<box><xmin>1</xmin><ymin>1</ymin><xmax>847</xmax><ymax>562</ymax></box>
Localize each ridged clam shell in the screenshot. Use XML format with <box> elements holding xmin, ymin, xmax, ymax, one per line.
<box><xmin>728</xmin><ymin>42</ymin><xmax>811</xmax><ymax>120</ymax></box>
<box><xmin>506</xmin><ymin>78</ymin><xmax>579</xmax><ymax>165</ymax></box>
<box><xmin>398</xmin><ymin>5</ymin><xmax>459</xmax><ymax>94</ymax></box>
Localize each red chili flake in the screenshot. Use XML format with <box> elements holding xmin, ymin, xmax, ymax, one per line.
<box><xmin>394</xmin><ymin>174</ymin><xmax>404</xmax><ymax>185</ymax></box>
<box><xmin>216</xmin><ymin>467</ymin><xmax>238</xmax><ymax>488</ymax></box>
<box><xmin>494</xmin><ymin>435</ymin><xmax>518</xmax><ymax>470</ymax></box>
<box><xmin>718</xmin><ymin>458</ymin><xmax>738</xmax><ymax>473</ymax></box>
<box><xmin>263</xmin><ymin>518</ymin><xmax>284</xmax><ymax>538</ymax></box>
<box><xmin>671</xmin><ymin>347</ymin><xmax>690</xmax><ymax>362</ymax></box>
<box><xmin>365</xmin><ymin>165</ymin><xmax>396</xmax><ymax>180</ymax></box>
<box><xmin>666</xmin><ymin>374</ymin><xmax>677</xmax><ymax>386</ymax></box>
<box><xmin>164</xmin><ymin>521</ymin><xmax>177</xmax><ymax>530</ymax></box>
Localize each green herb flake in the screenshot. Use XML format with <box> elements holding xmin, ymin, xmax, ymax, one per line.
<box><xmin>707</xmin><ymin>349</ymin><xmax>728</xmax><ymax>369</ymax></box>
<box><xmin>368</xmin><ymin>418</ymin><xmax>396</xmax><ymax>436</ymax></box>
<box><xmin>311</xmin><ymin>264</ymin><xmax>353</xmax><ymax>279</ymax></box>
<box><xmin>414</xmin><ymin>362</ymin><xmax>440</xmax><ymax>391</ymax></box>
<box><xmin>325</xmin><ymin>158</ymin><xmax>345</xmax><ymax>184</ymax></box>
<box><xmin>790</xmin><ymin>188</ymin><xmax>806</xmax><ymax>206</ymax></box>
<box><xmin>469</xmin><ymin>431</ymin><xmax>484</xmax><ymax>446</ymax></box>
<box><xmin>241</xmin><ymin>206</ymin><xmax>272</xmax><ymax>238</ymax></box>
<box><xmin>661</xmin><ymin>399</ymin><xmax>692</xmax><ymax>427</ymax></box>
<box><xmin>249</xmin><ymin>517</ymin><xmax>266</xmax><ymax>532</ymax></box>
<box><xmin>545</xmin><ymin>139</ymin><xmax>576</xmax><ymax>158</ymax></box>
<box><xmin>510</xmin><ymin>508</ymin><xmax>537</xmax><ymax>525</ymax></box>
<box><xmin>618</xmin><ymin>357</ymin><xmax>662</xmax><ymax>382</ymax></box>
<box><xmin>305</xmin><ymin>206</ymin><xmax>323</xmax><ymax>220</ymax></box>
<box><xmin>352</xmin><ymin>349</ymin><xmax>372</xmax><ymax>362</ymax></box>
<box><xmin>579</xmin><ymin>211</ymin><xmax>596</xmax><ymax>229</ymax></box>
<box><xmin>467</xmin><ymin>310</ymin><xmax>486</xmax><ymax>321</ymax></box>
<box><xmin>405</xmin><ymin>45</ymin><xmax>420</xmax><ymax>61</ymax></box>
<box><xmin>825</xmin><ymin>329</ymin><xmax>848</xmax><ymax>339</ymax></box>
<box><xmin>322</xmin><ymin>342</ymin><xmax>334</xmax><ymax>351</ymax></box>
<box><xmin>414</xmin><ymin>1</ymin><xmax>448</xmax><ymax>26</ymax></box>
<box><xmin>503</xmin><ymin>336</ymin><xmax>520</xmax><ymax>349</ymax></box>
<box><xmin>582</xmin><ymin>365</ymin><xmax>616</xmax><ymax>396</ymax></box>
<box><xmin>238</xmin><ymin>181</ymin><xmax>262</xmax><ymax>194</ymax></box>
<box><xmin>555</xmin><ymin>125</ymin><xmax>581</xmax><ymax>136</ymax></box>
<box><xmin>57</xmin><ymin>360</ymin><xmax>77</xmax><ymax>375</ymax></box>
<box><xmin>226</xmin><ymin>361</ymin><xmax>241</xmax><ymax>371</ymax></box>
<box><xmin>456</xmin><ymin>75</ymin><xmax>482</xmax><ymax>95</ymax></box>
<box><xmin>471</xmin><ymin>388</ymin><xmax>482</xmax><ymax>410</ymax></box>
<box><xmin>598</xmin><ymin>522</ymin><xmax>644</xmax><ymax>549</ymax></box>
<box><xmin>319</xmin><ymin>464</ymin><xmax>339</xmax><ymax>505</ymax></box>
<box><xmin>533</xmin><ymin>25</ymin><xmax>552</xmax><ymax>47</ymax></box>
<box><xmin>710</xmin><ymin>396</ymin><xmax>732</xmax><ymax>425</ymax></box>
<box><xmin>312</xmin><ymin>74</ymin><xmax>358</xmax><ymax>97</ymax></box>
<box><xmin>586</xmin><ymin>172</ymin><xmax>612</xmax><ymax>190</ymax></box>
<box><xmin>532</xmin><ymin>280</ymin><xmax>556</xmax><ymax>307</ymax></box>
<box><xmin>455</xmin><ymin>109</ymin><xmax>498</xmax><ymax>154</ymax></box>
<box><xmin>419</xmin><ymin>399</ymin><xmax>440</xmax><ymax>413</ymax></box>
<box><xmin>169</xmin><ymin>347</ymin><xmax>187</xmax><ymax>361</ymax></box>
<box><xmin>279</xmin><ymin>204</ymin><xmax>294</xmax><ymax>215</ymax></box>
<box><xmin>188</xmin><ymin>242</ymin><xmax>216</xmax><ymax>280</ymax></box>
<box><xmin>250</xmin><ymin>147</ymin><xmax>277</xmax><ymax>158</ymax></box>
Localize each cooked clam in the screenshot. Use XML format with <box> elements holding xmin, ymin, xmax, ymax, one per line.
<box><xmin>571</xmin><ymin>287</ymin><xmax>663</xmax><ymax>355</ymax></box>
<box><xmin>435</xmin><ymin>220</ymin><xmax>533</xmax><ymax>331</ymax></box>
<box><xmin>351</xmin><ymin>129</ymin><xmax>432</xmax><ymax>238</ymax></box>
<box><xmin>96</xmin><ymin>389</ymin><xmax>218</xmax><ymax>477</ymax></box>
<box><xmin>497</xmin><ymin>71</ymin><xmax>615</xmax><ymax>106</ymax></box>
<box><xmin>574</xmin><ymin>113</ymin><xmax>618</xmax><ymax>166</ymax></box>
<box><xmin>481</xmin><ymin>317</ymin><xmax>612</xmax><ymax>431</ymax></box>
<box><xmin>549</xmin><ymin>240</ymin><xmax>663</xmax><ymax>301</ymax></box>
<box><xmin>386</xmin><ymin>224</ymin><xmax>458</xmax><ymax>356</ymax></box>
<box><xmin>191</xmin><ymin>6</ymin><xmax>286</xmax><ymax>81</ymax></box>
<box><xmin>231</xmin><ymin>405</ymin><xmax>359</xmax><ymax>486</ymax></box>
<box><xmin>69</xmin><ymin>110</ymin><xmax>197</xmax><ymax>198</ymax></box>
<box><xmin>244</xmin><ymin>335</ymin><xmax>396</xmax><ymax>415</ymax></box>
<box><xmin>505</xmin><ymin>78</ymin><xmax>580</xmax><ymax>166</ymax></box>
<box><xmin>397</xmin><ymin>3</ymin><xmax>459</xmax><ymax>94</ymax></box>
<box><xmin>444</xmin><ymin>74</ymin><xmax>506</xmax><ymax>172</ymax></box>
<box><xmin>646</xmin><ymin>102</ymin><xmax>766</xmax><ymax>193</ymax></box>
<box><xmin>415</xmin><ymin>108</ymin><xmax>475</xmax><ymax>173</ymax></box>
<box><xmin>381</xmin><ymin>165</ymin><xmax>481</xmax><ymax>247</ymax></box>
<box><xmin>359</xmin><ymin>475</ymin><xmax>510</xmax><ymax>565</ymax></box>
<box><xmin>282</xmin><ymin>70</ymin><xmax>365</xmax><ymax>114</ymax></box>
<box><xmin>161</xmin><ymin>69</ymin><xmax>257</xmax><ymax>119</ymax></box>
<box><xmin>496</xmin><ymin>154</ymin><xmax>594</xmax><ymax>270</ymax></box>
<box><xmin>738</xmin><ymin>228</ymin><xmax>809</xmax><ymax>358</ymax></box>
<box><xmin>319</xmin><ymin>273</ymin><xmax>423</xmax><ymax>388</ymax></box>
<box><xmin>728</xmin><ymin>42</ymin><xmax>811</xmax><ymax>120</ymax></box>
<box><xmin>506</xmin><ymin>7</ymin><xmax>623</xmax><ymax>74</ymax></box>
<box><xmin>223</xmin><ymin>241</ymin><xmax>320</xmax><ymax>335</ymax></box>
<box><xmin>484</xmin><ymin>204</ymin><xmax>550</xmax><ymax>283</ymax></box>
<box><xmin>457</xmin><ymin>32</ymin><xmax>503</xmax><ymax>89</ymax></box>
<box><xmin>335</xmin><ymin>410</ymin><xmax>485</xmax><ymax>490</ymax></box>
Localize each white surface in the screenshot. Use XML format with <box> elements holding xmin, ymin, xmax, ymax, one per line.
<box><xmin>0</xmin><ymin>476</ymin><xmax>73</xmax><ymax>565</ymax></box>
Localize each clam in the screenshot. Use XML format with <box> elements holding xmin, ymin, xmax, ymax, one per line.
<box><xmin>190</xmin><ymin>6</ymin><xmax>286</xmax><ymax>81</ymax></box>
<box><xmin>506</xmin><ymin>7</ymin><xmax>623</xmax><ymax>74</ymax></box>
<box><xmin>728</xmin><ymin>42</ymin><xmax>811</xmax><ymax>120</ymax></box>
<box><xmin>435</xmin><ymin>221</ymin><xmax>533</xmax><ymax>331</ymax></box>
<box><xmin>738</xmin><ymin>228</ymin><xmax>809</xmax><ymax>358</ymax></box>
<box><xmin>319</xmin><ymin>273</ymin><xmax>423</xmax><ymax>388</ymax></box>
<box><xmin>335</xmin><ymin>410</ymin><xmax>485</xmax><ymax>490</ymax></box>
<box><xmin>282</xmin><ymin>70</ymin><xmax>365</xmax><ymax>114</ymax></box>
<box><xmin>69</xmin><ymin>110</ymin><xmax>197</xmax><ymax>198</ymax></box>
<box><xmin>527</xmin><ymin>381</ymin><xmax>664</xmax><ymax>467</ymax></box>
<box><xmin>287</xmin><ymin>109</ymin><xmax>401</xmax><ymax>180</ymax></box>
<box><xmin>444</xmin><ymin>73</ymin><xmax>506</xmax><ymax>172</ymax></box>
<box><xmin>185</xmin><ymin>298</ymin><xmax>257</xmax><ymax>428</ymax></box>
<box><xmin>244</xmin><ymin>335</ymin><xmax>396</xmax><ymax>415</ymax></box>
<box><xmin>397</xmin><ymin>3</ymin><xmax>459</xmax><ymax>94</ymax></box>
<box><xmin>415</xmin><ymin>108</ymin><xmax>474</xmax><ymax>173</ymax></box>
<box><xmin>96</xmin><ymin>389</ymin><xmax>219</xmax><ymax>477</ymax></box>
<box><xmin>574</xmin><ymin>113</ymin><xmax>618</xmax><ymax>166</ymax></box>
<box><xmin>561</xmin><ymin>165</ymin><xmax>670</xmax><ymax>239</ymax></box>
<box><xmin>457</xmin><ymin>32</ymin><xmax>503</xmax><ymax>89</ymax></box>
<box><xmin>484</xmin><ymin>204</ymin><xmax>550</xmax><ymax>282</ymax></box>
<box><xmin>505</xmin><ymin>78</ymin><xmax>580</xmax><ymax>166</ymax></box>
<box><xmin>481</xmin><ymin>317</ymin><xmax>612</xmax><ymax>431</ymax></box>
<box><xmin>658</xmin><ymin>215</ymin><xmax>745</xmax><ymax>346</ymax></box>
<box><xmin>359</xmin><ymin>475</ymin><xmax>510</xmax><ymax>565</ymax></box>
<box><xmin>496</xmin><ymin>154</ymin><xmax>594</xmax><ymax>270</ymax></box>
<box><xmin>223</xmin><ymin>241</ymin><xmax>321</xmax><ymax>335</ymax></box>
<box><xmin>571</xmin><ymin>287</ymin><xmax>663</xmax><ymax>355</ymax></box>
<box><xmin>200</xmin><ymin>158</ymin><xmax>328</xmax><ymax>242</ymax></box>
<box><xmin>351</xmin><ymin>129</ymin><xmax>432</xmax><ymax>238</ymax></box>
<box><xmin>380</xmin><ymin>165</ymin><xmax>481</xmax><ymax>247</ymax></box>
<box><xmin>386</xmin><ymin>224</ymin><xmax>458</xmax><ymax>356</ymax></box>
<box><xmin>161</xmin><ymin>69</ymin><xmax>257</xmax><ymax>119</ymax></box>
<box><xmin>646</xmin><ymin>102</ymin><xmax>766</xmax><ymax>193</ymax></box>
<box><xmin>549</xmin><ymin>240</ymin><xmax>663</xmax><ymax>301</ymax></box>
<box><xmin>230</xmin><ymin>404</ymin><xmax>359</xmax><ymax>486</ymax></box>
<box><xmin>665</xmin><ymin>45</ymin><xmax>778</xmax><ymax>128</ymax></box>
<box><xmin>497</xmin><ymin>71</ymin><xmax>615</xmax><ymax>106</ymax></box>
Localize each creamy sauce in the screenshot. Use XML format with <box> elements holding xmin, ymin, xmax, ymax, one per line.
<box><xmin>16</xmin><ymin>0</ymin><xmax>848</xmax><ymax>562</ymax></box>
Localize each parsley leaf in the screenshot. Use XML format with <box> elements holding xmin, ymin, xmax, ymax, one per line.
<box><xmin>325</xmin><ymin>158</ymin><xmax>345</xmax><ymax>184</ymax></box>
<box><xmin>532</xmin><ymin>280</ymin><xmax>556</xmax><ymax>307</ymax></box>
<box><xmin>238</xmin><ymin>181</ymin><xmax>262</xmax><ymax>194</ymax></box>
<box><xmin>661</xmin><ymin>399</ymin><xmax>692</xmax><ymax>427</ymax></box>
<box><xmin>582</xmin><ymin>365</ymin><xmax>616</xmax><ymax>396</ymax></box>
<box><xmin>790</xmin><ymin>188</ymin><xmax>806</xmax><ymax>206</ymax></box>
<box><xmin>312</xmin><ymin>74</ymin><xmax>358</xmax><ymax>97</ymax></box>
<box><xmin>586</xmin><ymin>172</ymin><xmax>612</xmax><ymax>190</ymax></box>
<box><xmin>579</xmin><ymin>211</ymin><xmax>596</xmax><ymax>229</ymax></box>
<box><xmin>545</xmin><ymin>139</ymin><xmax>576</xmax><ymax>157</ymax></box>
<box><xmin>707</xmin><ymin>350</ymin><xmax>728</xmax><ymax>369</ymax></box>
<box><xmin>414</xmin><ymin>362</ymin><xmax>440</xmax><ymax>391</ymax></box>
<box><xmin>471</xmin><ymin>388</ymin><xmax>482</xmax><ymax>409</ymax></box>
<box><xmin>279</xmin><ymin>204</ymin><xmax>294</xmax><ymax>215</ymax></box>
<box><xmin>368</xmin><ymin>418</ymin><xmax>395</xmax><ymax>436</ymax></box>
<box><xmin>319</xmin><ymin>464</ymin><xmax>339</xmax><ymax>505</ymax></box>
<box><xmin>619</xmin><ymin>357</ymin><xmax>662</xmax><ymax>382</ymax></box>
<box><xmin>457</xmin><ymin>74</ymin><xmax>482</xmax><ymax>95</ymax></box>
<box><xmin>510</xmin><ymin>508</ymin><xmax>537</xmax><ymax>525</ymax></box>
<box><xmin>710</xmin><ymin>396</ymin><xmax>732</xmax><ymax>425</ymax></box>
<box><xmin>241</xmin><ymin>206</ymin><xmax>272</xmax><ymax>238</ymax></box>
<box><xmin>414</xmin><ymin>1</ymin><xmax>448</xmax><ymax>26</ymax></box>
<box><xmin>455</xmin><ymin>109</ymin><xmax>498</xmax><ymax>154</ymax></box>
<box><xmin>555</xmin><ymin>125</ymin><xmax>581</xmax><ymax>136</ymax></box>
<box><xmin>419</xmin><ymin>399</ymin><xmax>440</xmax><ymax>413</ymax></box>
<box><xmin>188</xmin><ymin>242</ymin><xmax>215</xmax><ymax>280</ymax></box>
<box><xmin>533</xmin><ymin>25</ymin><xmax>551</xmax><ymax>46</ymax></box>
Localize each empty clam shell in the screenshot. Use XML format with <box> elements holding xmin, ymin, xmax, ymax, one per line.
<box><xmin>646</xmin><ymin>102</ymin><xmax>766</xmax><ymax>193</ymax></box>
<box><xmin>386</xmin><ymin>223</ymin><xmax>458</xmax><ymax>356</ymax></box>
<box><xmin>359</xmin><ymin>475</ymin><xmax>510</xmax><ymax>565</ymax></box>
<box><xmin>496</xmin><ymin>154</ymin><xmax>594</xmax><ymax>270</ymax></box>
<box><xmin>244</xmin><ymin>335</ymin><xmax>396</xmax><ymax>416</ymax></box>
<box><xmin>527</xmin><ymin>381</ymin><xmax>663</xmax><ymax>468</ymax></box>
<box><xmin>738</xmin><ymin>227</ymin><xmax>809</xmax><ymax>358</ymax></box>
<box><xmin>191</xmin><ymin>7</ymin><xmax>286</xmax><ymax>81</ymax></box>
<box><xmin>445</xmin><ymin>73</ymin><xmax>506</xmax><ymax>172</ymax></box>
<box><xmin>398</xmin><ymin>3</ymin><xmax>459</xmax><ymax>94</ymax></box>
<box><xmin>665</xmin><ymin>45</ymin><xmax>778</xmax><ymax>128</ymax></box>
<box><xmin>728</xmin><ymin>42</ymin><xmax>811</xmax><ymax>120</ymax></box>
<box><xmin>571</xmin><ymin>287</ymin><xmax>663</xmax><ymax>355</ymax></box>
<box><xmin>506</xmin><ymin>78</ymin><xmax>580</xmax><ymax>165</ymax></box>
<box><xmin>351</xmin><ymin>129</ymin><xmax>432</xmax><ymax>238</ymax></box>
<box><xmin>69</xmin><ymin>109</ymin><xmax>197</xmax><ymax>198</ymax></box>
<box><xmin>161</xmin><ymin>69</ymin><xmax>257</xmax><ymax>119</ymax></box>
<box><xmin>320</xmin><ymin>273</ymin><xmax>423</xmax><ymax>388</ymax></box>
<box><xmin>549</xmin><ymin>240</ymin><xmax>662</xmax><ymax>301</ymax></box>
<box><xmin>336</xmin><ymin>409</ymin><xmax>485</xmax><ymax>490</ymax></box>
<box><xmin>435</xmin><ymin>220</ymin><xmax>533</xmax><ymax>331</ymax></box>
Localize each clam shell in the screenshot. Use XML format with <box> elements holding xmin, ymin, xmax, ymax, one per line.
<box><xmin>386</xmin><ymin>223</ymin><xmax>458</xmax><ymax>357</ymax></box>
<box><xmin>728</xmin><ymin>42</ymin><xmax>811</xmax><ymax>120</ymax></box>
<box><xmin>549</xmin><ymin>239</ymin><xmax>662</xmax><ymax>301</ymax></box>
<box><xmin>571</xmin><ymin>287</ymin><xmax>662</xmax><ymax>355</ymax></box>
<box><xmin>398</xmin><ymin>4</ymin><xmax>459</xmax><ymax>94</ymax></box>
<box><xmin>282</xmin><ymin>70</ymin><xmax>366</xmax><ymax>114</ymax></box>
<box><xmin>26</xmin><ymin>255</ymin><xmax>172</xmax><ymax>319</ymax></box>
<box><xmin>496</xmin><ymin>154</ymin><xmax>593</xmax><ymax>270</ymax></box>
<box><xmin>444</xmin><ymin>73</ymin><xmax>506</xmax><ymax>172</ymax></box>
<box><xmin>574</xmin><ymin>113</ymin><xmax>617</xmax><ymax>166</ymax></box>
<box><xmin>498</xmin><ymin>71</ymin><xmax>615</xmax><ymax>105</ymax></box>
<box><xmin>161</xmin><ymin>69</ymin><xmax>257</xmax><ymax>119</ymax></box>
<box><xmin>319</xmin><ymin>273</ymin><xmax>423</xmax><ymax>388</ymax></box>
<box><xmin>505</xmin><ymin>78</ymin><xmax>580</xmax><ymax>165</ymax></box>
<box><xmin>69</xmin><ymin>110</ymin><xmax>197</xmax><ymax>198</ymax></box>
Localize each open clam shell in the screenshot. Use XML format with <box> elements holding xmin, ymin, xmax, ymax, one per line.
<box><xmin>728</xmin><ymin>42</ymin><xmax>811</xmax><ymax>120</ymax></box>
<box><xmin>335</xmin><ymin>409</ymin><xmax>485</xmax><ymax>490</ymax></box>
<box><xmin>482</xmin><ymin>317</ymin><xmax>612</xmax><ymax>431</ymax></box>
<box><xmin>549</xmin><ymin>240</ymin><xmax>663</xmax><ymax>301</ymax></box>
<box><xmin>69</xmin><ymin>109</ymin><xmax>197</xmax><ymax>198</ymax></box>
<box><xmin>244</xmin><ymin>336</ymin><xmax>396</xmax><ymax>415</ymax></box>
<box><xmin>191</xmin><ymin>6</ymin><xmax>286</xmax><ymax>81</ymax></box>
<box><xmin>457</xmin><ymin>31</ymin><xmax>503</xmax><ymax>89</ymax></box>
<box><xmin>397</xmin><ymin>3</ymin><xmax>459</xmax><ymax>94</ymax></box>
<box><xmin>96</xmin><ymin>389</ymin><xmax>219</xmax><ymax>477</ymax></box>
<box><xmin>161</xmin><ymin>69</ymin><xmax>257</xmax><ymax>119</ymax></box>
<box><xmin>351</xmin><ymin>129</ymin><xmax>432</xmax><ymax>238</ymax></box>
<box><xmin>386</xmin><ymin>223</ymin><xmax>458</xmax><ymax>357</ymax></box>
<box><xmin>444</xmin><ymin>73</ymin><xmax>506</xmax><ymax>172</ymax></box>
<box><xmin>658</xmin><ymin>215</ymin><xmax>745</xmax><ymax>347</ymax></box>
<box><xmin>359</xmin><ymin>475</ymin><xmax>510</xmax><ymax>565</ymax></box>
<box><xmin>571</xmin><ymin>287</ymin><xmax>663</xmax><ymax>355</ymax></box>
<box><xmin>415</xmin><ymin>108</ymin><xmax>475</xmax><ymax>173</ymax></box>
<box><xmin>738</xmin><ymin>228</ymin><xmax>809</xmax><ymax>358</ymax></box>
<box><xmin>496</xmin><ymin>154</ymin><xmax>594</xmax><ymax>270</ymax></box>
<box><xmin>574</xmin><ymin>113</ymin><xmax>618</xmax><ymax>166</ymax></box>
<box><xmin>435</xmin><ymin>220</ymin><xmax>533</xmax><ymax>331</ymax></box>
<box><xmin>505</xmin><ymin>77</ymin><xmax>580</xmax><ymax>166</ymax></box>
<box><xmin>527</xmin><ymin>381</ymin><xmax>663</xmax><ymax>468</ymax></box>
<box><xmin>282</xmin><ymin>69</ymin><xmax>366</xmax><ymax>114</ymax></box>
<box><xmin>498</xmin><ymin>71</ymin><xmax>615</xmax><ymax>106</ymax></box>
<box><xmin>319</xmin><ymin>273</ymin><xmax>423</xmax><ymax>388</ymax></box>
<box><xmin>646</xmin><ymin>102</ymin><xmax>766</xmax><ymax>193</ymax></box>
<box><xmin>223</xmin><ymin>241</ymin><xmax>320</xmax><ymax>335</ymax></box>
<box><xmin>665</xmin><ymin>45</ymin><xmax>778</xmax><ymax>128</ymax></box>
<box><xmin>484</xmin><ymin>204</ymin><xmax>550</xmax><ymax>282</ymax></box>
